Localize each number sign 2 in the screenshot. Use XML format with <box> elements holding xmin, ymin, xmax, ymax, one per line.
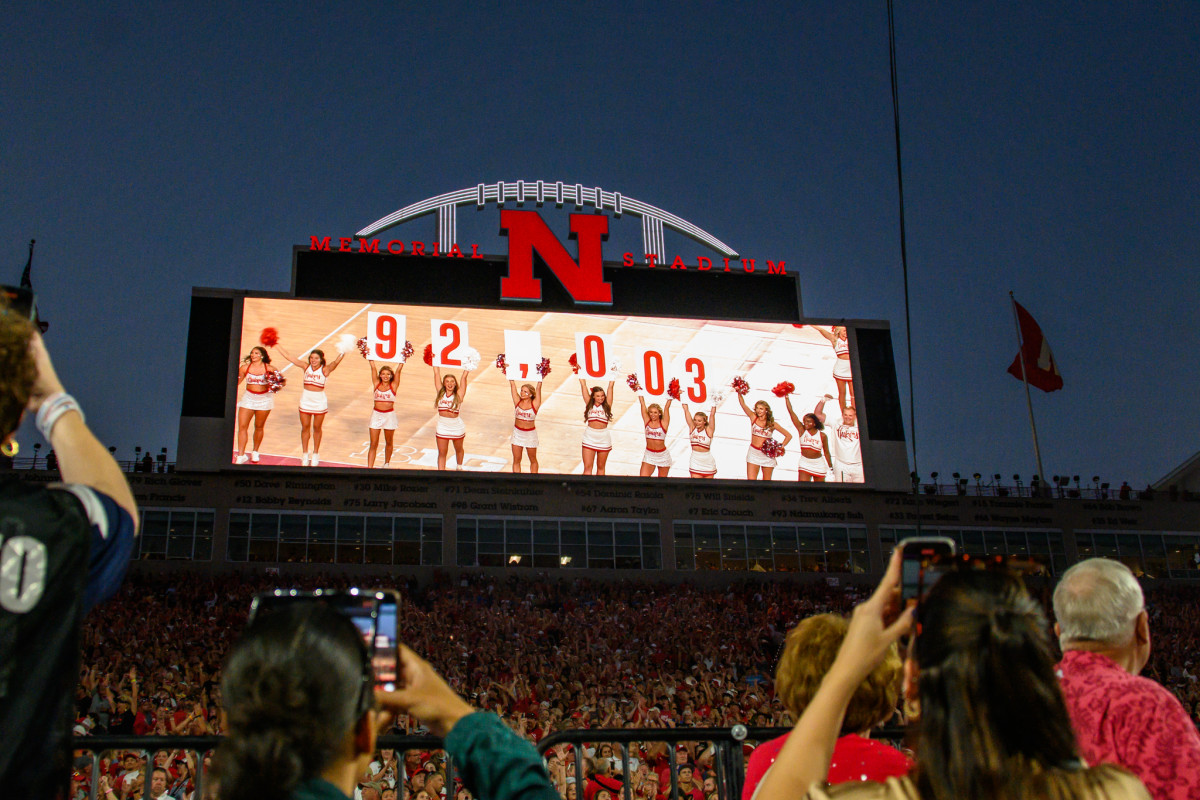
<box><xmin>431</xmin><ymin>320</ymin><xmax>469</xmax><ymax>368</ymax></box>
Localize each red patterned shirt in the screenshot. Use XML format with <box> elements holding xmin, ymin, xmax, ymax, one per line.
<box><xmin>1057</xmin><ymin>649</ymin><xmax>1200</xmax><ymax>800</ymax></box>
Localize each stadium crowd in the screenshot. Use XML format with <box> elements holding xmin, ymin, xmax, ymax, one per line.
<box><xmin>66</xmin><ymin>570</ymin><xmax>1200</xmax><ymax>799</ymax></box>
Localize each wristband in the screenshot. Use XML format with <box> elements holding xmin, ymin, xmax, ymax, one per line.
<box><xmin>35</xmin><ymin>392</ymin><xmax>84</xmax><ymax>440</ymax></box>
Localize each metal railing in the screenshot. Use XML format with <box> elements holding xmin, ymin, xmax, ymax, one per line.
<box><xmin>74</xmin><ymin>725</ymin><xmax>907</xmax><ymax>800</ymax></box>
<box><xmin>536</xmin><ymin>726</ymin><xmax>906</xmax><ymax>800</ymax></box>
<box><xmin>71</xmin><ymin>733</ymin><xmax>445</xmax><ymax>800</ymax></box>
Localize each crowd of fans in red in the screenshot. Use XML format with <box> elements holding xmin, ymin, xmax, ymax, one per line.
<box><xmin>70</xmin><ymin>571</ymin><xmax>1200</xmax><ymax>800</ymax></box>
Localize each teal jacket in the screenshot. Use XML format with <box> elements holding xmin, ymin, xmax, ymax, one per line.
<box><xmin>447</xmin><ymin>712</ymin><xmax>562</xmax><ymax>800</ymax></box>
<box><xmin>290</xmin><ymin>713</ymin><xmax>558</xmax><ymax>800</ymax></box>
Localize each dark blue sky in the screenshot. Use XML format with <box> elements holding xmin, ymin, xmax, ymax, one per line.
<box><xmin>3</xmin><ymin>3</ymin><xmax>1196</xmax><ymax>486</ymax></box>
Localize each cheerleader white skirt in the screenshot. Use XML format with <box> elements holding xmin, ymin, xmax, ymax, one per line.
<box><xmin>369</xmin><ymin>409</ymin><xmax>398</xmax><ymax>431</ymax></box>
<box><xmin>746</xmin><ymin>444</ymin><xmax>777</xmax><ymax>469</ymax></box>
<box><xmin>689</xmin><ymin>450</ymin><xmax>717</xmax><ymax>476</ymax></box>
<box><xmin>582</xmin><ymin>426</ymin><xmax>612</xmax><ymax>452</ymax></box>
<box><xmin>299</xmin><ymin>389</ymin><xmax>329</xmax><ymax>414</ymax></box>
<box><xmin>511</xmin><ymin>426</ymin><xmax>539</xmax><ymax>449</ymax></box>
<box><xmin>833</xmin><ymin>357</ymin><xmax>853</xmax><ymax>380</ymax></box>
<box><xmin>799</xmin><ymin>452</ymin><xmax>828</xmax><ymax>477</ymax></box>
<box><xmin>436</xmin><ymin>416</ymin><xmax>466</xmax><ymax>440</ymax></box>
<box><xmin>642</xmin><ymin>448</ymin><xmax>673</xmax><ymax>468</ymax></box>
<box><xmin>238</xmin><ymin>391</ymin><xmax>274</xmax><ymax>411</ymax></box>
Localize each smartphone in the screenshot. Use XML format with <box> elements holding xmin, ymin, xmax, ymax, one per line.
<box><xmin>373</xmin><ymin>594</ymin><xmax>399</xmax><ymax>692</ymax></box>
<box><xmin>248</xmin><ymin>589</ymin><xmax>400</xmax><ymax>692</ymax></box>
<box><xmin>899</xmin><ymin>536</ymin><xmax>956</xmax><ymax>605</ymax></box>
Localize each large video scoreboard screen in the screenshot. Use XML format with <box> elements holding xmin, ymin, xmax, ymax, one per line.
<box><xmin>231</xmin><ymin>297</ymin><xmax>865</xmax><ymax>482</ymax></box>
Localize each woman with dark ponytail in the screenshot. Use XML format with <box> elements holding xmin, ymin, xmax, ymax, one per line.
<box><xmin>753</xmin><ymin>551</ymin><xmax>1150</xmax><ymax>800</ymax></box>
<box><xmin>217</xmin><ymin>599</ymin><xmax>561</xmax><ymax>800</ymax></box>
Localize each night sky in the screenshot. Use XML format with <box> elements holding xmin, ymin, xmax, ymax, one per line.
<box><xmin>3</xmin><ymin>3</ymin><xmax>1196</xmax><ymax>487</ymax></box>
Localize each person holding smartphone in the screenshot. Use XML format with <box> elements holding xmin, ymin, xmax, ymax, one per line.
<box><xmin>753</xmin><ymin>550</ymin><xmax>1150</xmax><ymax>800</ymax></box>
<box><xmin>217</xmin><ymin>599</ymin><xmax>561</xmax><ymax>800</ymax></box>
<box><xmin>0</xmin><ymin>297</ymin><xmax>138</xmax><ymax>798</ymax></box>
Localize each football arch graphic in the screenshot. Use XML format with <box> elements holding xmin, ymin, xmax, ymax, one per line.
<box><xmin>355</xmin><ymin>179</ymin><xmax>740</xmax><ymax>262</ymax></box>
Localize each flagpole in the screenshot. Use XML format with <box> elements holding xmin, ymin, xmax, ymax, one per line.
<box><xmin>1009</xmin><ymin>291</ymin><xmax>1047</xmax><ymax>492</ymax></box>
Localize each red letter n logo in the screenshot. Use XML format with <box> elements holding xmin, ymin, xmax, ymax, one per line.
<box><xmin>499</xmin><ymin>210</ymin><xmax>612</xmax><ymax>305</ymax></box>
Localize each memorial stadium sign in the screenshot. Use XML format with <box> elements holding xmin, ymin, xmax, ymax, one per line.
<box><xmin>308</xmin><ymin>179</ymin><xmax>787</xmax><ymax>306</ymax></box>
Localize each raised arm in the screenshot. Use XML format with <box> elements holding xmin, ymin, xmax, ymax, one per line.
<box><xmin>274</xmin><ymin>344</ymin><xmax>308</xmax><ymax>369</ymax></box>
<box><xmin>27</xmin><ymin>334</ymin><xmax>139</xmax><ymax>530</ymax></box>
<box><xmin>323</xmin><ymin>350</ymin><xmax>347</xmax><ymax>374</ymax></box>
<box><xmin>737</xmin><ymin>393</ymin><xmax>755</xmax><ymax>420</ymax></box>
<box><xmin>433</xmin><ymin>366</ymin><xmax>444</xmax><ymax>392</ymax></box>
<box><xmin>639</xmin><ymin>395</ymin><xmax>651</xmax><ymax>424</ymax></box>
<box><xmin>369</xmin><ymin>360</ymin><xmax>380</xmax><ymax>387</ymax></box>
<box><xmin>662</xmin><ymin>398</ymin><xmax>672</xmax><ymax>430</ymax></box>
<box><xmin>811</xmin><ymin>325</ymin><xmax>838</xmax><ymax>345</ymax></box>
<box><xmin>784</xmin><ymin>395</ymin><xmax>803</xmax><ymax>429</ymax></box>
<box><xmin>579</xmin><ymin>378</ymin><xmax>591</xmax><ymax>403</ymax></box>
<box><xmin>532</xmin><ymin>381</ymin><xmax>542</xmax><ymax>412</ymax></box>
<box><xmin>509</xmin><ymin>380</ymin><xmax>521</xmax><ymax>405</ymax></box>
<box><xmin>813</xmin><ymin>395</ymin><xmax>830</xmax><ymax>426</ymax></box>
<box><xmin>754</xmin><ymin>551</ymin><xmax>912</xmax><ymax>800</ymax></box>
<box><xmin>707</xmin><ymin>405</ymin><xmax>717</xmax><ymax>436</ymax></box>
<box><xmin>457</xmin><ymin>371</ymin><xmax>469</xmax><ymax>400</ymax></box>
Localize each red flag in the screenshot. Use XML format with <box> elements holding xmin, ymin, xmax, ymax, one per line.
<box><xmin>1007</xmin><ymin>301</ymin><xmax>1063</xmax><ymax>392</ymax></box>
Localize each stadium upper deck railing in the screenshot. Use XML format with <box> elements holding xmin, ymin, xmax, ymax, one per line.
<box><xmin>71</xmin><ymin>727</ymin><xmax>908</xmax><ymax>800</ymax></box>
<box><xmin>5</xmin><ymin>457</ymin><xmax>1186</xmax><ymax>501</ymax></box>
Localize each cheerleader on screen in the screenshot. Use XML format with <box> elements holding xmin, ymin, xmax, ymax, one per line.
<box><xmin>579</xmin><ymin>378</ymin><xmax>616</xmax><ymax>475</ymax></box>
<box><xmin>509</xmin><ymin>379</ymin><xmax>543</xmax><ymax>473</ymax></box>
<box><xmin>681</xmin><ymin>401</ymin><xmax>718</xmax><ymax>478</ymax></box>
<box><xmin>276</xmin><ymin>343</ymin><xmax>346</xmax><ymax>466</ymax></box>
<box><xmin>434</xmin><ymin>367</ymin><xmax>468</xmax><ymax>470</ymax></box>
<box><xmin>235</xmin><ymin>346</ymin><xmax>280</xmax><ymax>464</ymax></box>
<box><xmin>738</xmin><ymin>394</ymin><xmax>792</xmax><ymax>481</ymax></box>
<box><xmin>638</xmin><ymin>396</ymin><xmax>673</xmax><ymax>477</ymax></box>
<box><xmin>367</xmin><ymin>359</ymin><xmax>402</xmax><ymax>468</ymax></box>
<box><xmin>813</xmin><ymin>324</ymin><xmax>854</xmax><ymax>409</ymax></box>
<box><xmin>785</xmin><ymin>395</ymin><xmax>833</xmax><ymax>482</ymax></box>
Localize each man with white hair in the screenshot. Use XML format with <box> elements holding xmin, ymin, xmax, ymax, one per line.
<box><xmin>1053</xmin><ymin>557</ymin><xmax>1200</xmax><ymax>800</ymax></box>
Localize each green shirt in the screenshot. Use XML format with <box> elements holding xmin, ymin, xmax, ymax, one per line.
<box><xmin>446</xmin><ymin>712</ymin><xmax>561</xmax><ymax>800</ymax></box>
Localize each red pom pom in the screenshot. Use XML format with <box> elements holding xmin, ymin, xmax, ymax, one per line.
<box><xmin>667</xmin><ymin>378</ymin><xmax>681</xmax><ymax>401</ymax></box>
<box><xmin>732</xmin><ymin>377</ymin><xmax>751</xmax><ymax>396</ymax></box>
<box><xmin>265</xmin><ymin>371</ymin><xmax>286</xmax><ymax>393</ymax></box>
<box><xmin>627</xmin><ymin>374</ymin><xmax>641</xmax><ymax>392</ymax></box>
<box><xmin>772</xmin><ymin>381</ymin><xmax>795</xmax><ymax>398</ymax></box>
<box><xmin>423</xmin><ymin>344</ymin><xmax>434</xmax><ymax>366</ymax></box>
<box><xmin>402</xmin><ymin>340</ymin><xmax>414</xmax><ymax>359</ymax></box>
<box><xmin>259</xmin><ymin>327</ymin><xmax>279</xmax><ymax>347</ymax></box>
<box><xmin>357</xmin><ymin>337</ymin><xmax>369</xmax><ymax>359</ymax></box>
<box><xmin>495</xmin><ymin>353</ymin><xmax>508</xmax><ymax>372</ymax></box>
<box><xmin>760</xmin><ymin>438</ymin><xmax>785</xmax><ymax>459</ymax></box>
<box><xmin>568</xmin><ymin>353</ymin><xmax>580</xmax><ymax>374</ymax></box>
<box><xmin>536</xmin><ymin>357</ymin><xmax>551</xmax><ymax>378</ymax></box>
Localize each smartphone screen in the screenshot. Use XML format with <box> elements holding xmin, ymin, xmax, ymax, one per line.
<box><xmin>373</xmin><ymin>596</ymin><xmax>399</xmax><ymax>692</ymax></box>
<box><xmin>249</xmin><ymin>589</ymin><xmax>400</xmax><ymax>691</ymax></box>
<box><xmin>899</xmin><ymin>536</ymin><xmax>956</xmax><ymax>604</ymax></box>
